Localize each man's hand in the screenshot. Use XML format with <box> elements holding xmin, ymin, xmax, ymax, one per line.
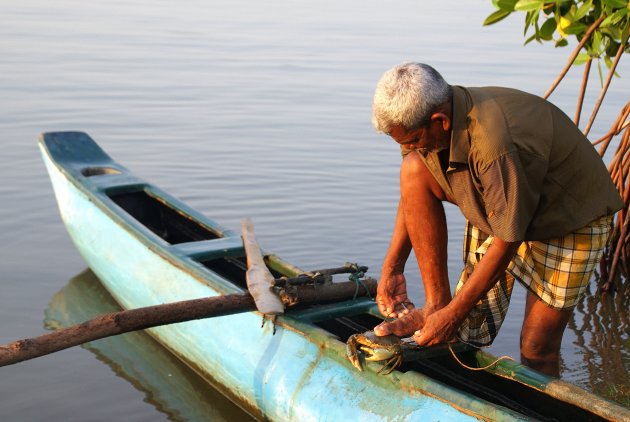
<box><xmin>376</xmin><ymin>272</ymin><xmax>414</xmax><ymax>319</ymax></box>
<box><xmin>411</xmin><ymin>307</ymin><xmax>459</xmax><ymax>346</ymax></box>
<box><xmin>373</xmin><ymin>307</ymin><xmax>427</xmax><ymax>337</ymax></box>
<box><xmin>406</xmin><ymin>237</ymin><xmax>519</xmax><ymax>347</ymax></box>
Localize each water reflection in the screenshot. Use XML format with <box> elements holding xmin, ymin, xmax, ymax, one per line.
<box><xmin>44</xmin><ymin>269</ymin><xmax>255</xmax><ymax>422</ymax></box>
<box><xmin>566</xmin><ymin>278</ymin><xmax>630</xmax><ymax>407</ymax></box>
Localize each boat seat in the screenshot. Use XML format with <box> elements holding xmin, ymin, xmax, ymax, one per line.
<box><xmin>171</xmin><ymin>236</ymin><xmax>245</xmax><ymax>261</ymax></box>
<box><xmin>87</xmin><ymin>173</ymin><xmax>147</xmax><ymax>195</ymax></box>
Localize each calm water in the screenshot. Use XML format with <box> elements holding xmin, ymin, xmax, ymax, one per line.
<box><xmin>1</xmin><ymin>0</ymin><xmax>629</xmax><ymax>419</ymax></box>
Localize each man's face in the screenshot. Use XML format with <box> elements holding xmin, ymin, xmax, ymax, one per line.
<box><xmin>388</xmin><ymin>119</ymin><xmax>450</xmax><ymax>153</ymax></box>
<box><xmin>388</xmin><ymin>124</ymin><xmax>427</xmax><ymax>150</ymax></box>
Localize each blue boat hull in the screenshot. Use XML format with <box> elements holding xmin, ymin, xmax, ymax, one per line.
<box><xmin>39</xmin><ymin>131</ymin><xmax>626</xmax><ymax>421</ymax></box>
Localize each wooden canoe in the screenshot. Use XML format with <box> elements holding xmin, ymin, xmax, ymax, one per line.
<box><xmin>39</xmin><ymin>131</ymin><xmax>629</xmax><ymax>421</ymax></box>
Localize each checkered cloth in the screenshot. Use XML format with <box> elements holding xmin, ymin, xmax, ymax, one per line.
<box><xmin>456</xmin><ymin>215</ymin><xmax>613</xmax><ymax>347</ymax></box>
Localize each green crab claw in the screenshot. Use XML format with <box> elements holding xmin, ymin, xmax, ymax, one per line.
<box><xmin>346</xmin><ymin>339</ymin><xmax>364</xmax><ymax>371</ymax></box>
<box><xmin>361</xmin><ymin>346</ymin><xmax>396</xmax><ymax>362</ymax></box>
<box><xmin>348</xmin><ymin>354</ymin><xmax>364</xmax><ymax>372</ymax></box>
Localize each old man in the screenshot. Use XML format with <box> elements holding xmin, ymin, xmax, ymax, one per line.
<box><xmin>371</xmin><ymin>62</ymin><xmax>622</xmax><ymax>376</ymax></box>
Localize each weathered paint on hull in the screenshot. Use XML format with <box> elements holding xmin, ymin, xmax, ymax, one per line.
<box><xmin>39</xmin><ymin>132</ymin><xmax>537</xmax><ymax>421</ymax></box>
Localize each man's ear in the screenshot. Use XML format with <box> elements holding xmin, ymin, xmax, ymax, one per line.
<box><xmin>430</xmin><ymin>112</ymin><xmax>451</xmax><ymax>131</ymax></box>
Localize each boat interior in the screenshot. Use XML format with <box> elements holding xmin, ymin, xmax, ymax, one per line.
<box><xmin>101</xmin><ymin>182</ymin><xmax>605</xmax><ymax>422</ymax></box>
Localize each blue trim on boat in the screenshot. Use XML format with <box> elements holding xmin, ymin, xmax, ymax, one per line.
<box><xmin>39</xmin><ymin>131</ymin><xmax>627</xmax><ymax>421</ymax></box>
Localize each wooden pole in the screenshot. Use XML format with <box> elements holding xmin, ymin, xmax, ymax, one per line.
<box><xmin>583</xmin><ymin>41</ymin><xmax>627</xmax><ymax>137</ymax></box>
<box><xmin>241</xmin><ymin>218</ymin><xmax>284</xmax><ymax>315</ymax></box>
<box><xmin>0</xmin><ymin>278</ymin><xmax>376</xmax><ymax>367</ymax></box>
<box><xmin>574</xmin><ymin>58</ymin><xmax>591</xmax><ymax>126</ymax></box>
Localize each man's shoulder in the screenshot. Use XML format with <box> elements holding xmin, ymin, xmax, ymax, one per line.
<box><xmin>463</xmin><ymin>86</ymin><xmax>546</xmax><ymax>106</ymax></box>
<box><xmin>458</xmin><ymin>86</ymin><xmax>556</xmax><ymax>167</ymax></box>
<box><xmin>456</xmin><ymin>86</ymin><xmax>552</xmax><ymax>130</ymax></box>
<box><xmin>462</xmin><ymin>85</ymin><xmax>535</xmax><ymax>96</ymax></box>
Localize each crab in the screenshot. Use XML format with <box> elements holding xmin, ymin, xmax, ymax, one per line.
<box><xmin>346</xmin><ymin>330</ymin><xmax>403</xmax><ymax>375</ymax></box>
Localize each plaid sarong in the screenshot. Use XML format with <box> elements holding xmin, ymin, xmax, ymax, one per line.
<box><xmin>456</xmin><ymin>215</ymin><xmax>613</xmax><ymax>347</ymax></box>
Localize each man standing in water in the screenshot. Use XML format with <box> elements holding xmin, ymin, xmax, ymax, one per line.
<box><xmin>371</xmin><ymin>62</ymin><xmax>622</xmax><ymax>377</ymax></box>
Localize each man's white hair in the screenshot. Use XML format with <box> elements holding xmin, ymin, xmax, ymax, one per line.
<box><xmin>372</xmin><ymin>62</ymin><xmax>451</xmax><ymax>134</ymax></box>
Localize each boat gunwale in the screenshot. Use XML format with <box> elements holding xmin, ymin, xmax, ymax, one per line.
<box><xmin>38</xmin><ymin>132</ymin><xmax>263</xmax><ymax>297</ymax></box>
<box><xmin>38</xmin><ymin>131</ymin><xmax>630</xmax><ymax>421</ymax></box>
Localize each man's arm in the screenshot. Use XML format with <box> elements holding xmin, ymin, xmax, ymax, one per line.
<box><xmin>412</xmin><ymin>237</ymin><xmax>519</xmax><ymax>345</ymax></box>
<box><xmin>376</xmin><ymin>199</ymin><xmax>414</xmax><ymax>318</ymax></box>
<box><xmin>376</xmin><ymin>151</ymin><xmax>453</xmax><ymax>333</ymax></box>
<box><xmin>382</xmin><ymin>199</ymin><xmax>412</xmax><ymax>273</ymax></box>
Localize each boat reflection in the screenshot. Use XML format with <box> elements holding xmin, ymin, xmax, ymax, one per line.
<box><xmin>44</xmin><ymin>269</ymin><xmax>255</xmax><ymax>422</ymax></box>
<box><xmin>565</xmin><ymin>278</ymin><xmax>630</xmax><ymax>407</ymax></box>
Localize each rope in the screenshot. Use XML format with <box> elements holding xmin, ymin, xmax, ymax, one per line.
<box><xmin>447</xmin><ymin>342</ymin><xmax>514</xmax><ymax>371</ymax></box>
<box><xmin>347</xmin><ymin>262</ymin><xmax>370</xmax><ymax>300</ymax></box>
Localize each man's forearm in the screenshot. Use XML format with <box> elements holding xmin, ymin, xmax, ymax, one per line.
<box><xmin>447</xmin><ymin>237</ymin><xmax>519</xmax><ymax>321</ymax></box>
<box><xmin>382</xmin><ymin>199</ymin><xmax>412</xmax><ymax>273</ymax></box>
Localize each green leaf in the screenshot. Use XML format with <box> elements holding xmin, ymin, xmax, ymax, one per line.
<box><xmin>496</xmin><ymin>0</ymin><xmax>520</xmax><ymax>11</ymax></box>
<box><xmin>564</xmin><ymin>22</ymin><xmax>589</xmax><ymax>34</ymax></box>
<box><xmin>524</xmin><ymin>33</ymin><xmax>538</xmax><ymax>44</ymax></box>
<box><xmin>601</xmin><ymin>26</ymin><xmax>623</xmax><ymax>40</ymax></box>
<box><xmin>524</xmin><ymin>10</ymin><xmax>534</xmax><ymax>35</ymax></box>
<box><xmin>540</xmin><ymin>17</ymin><xmax>557</xmax><ymax>39</ymax></box>
<box><xmin>555</xmin><ymin>38</ymin><xmax>569</xmax><ymax>47</ymax></box>
<box><xmin>524</xmin><ymin>9</ymin><xmax>541</xmax><ymax>35</ymax></box>
<box><xmin>515</xmin><ymin>0</ymin><xmax>545</xmax><ymax>12</ymax></box>
<box><xmin>602</xmin><ymin>0</ymin><xmax>628</xmax><ymax>9</ymax></box>
<box><xmin>622</xmin><ymin>20</ymin><xmax>630</xmax><ymax>44</ymax></box>
<box><xmin>604</xmin><ymin>55</ymin><xmax>613</xmax><ymax>68</ymax></box>
<box><xmin>591</xmin><ymin>30</ymin><xmax>604</xmax><ymax>54</ymax></box>
<box><xmin>606</xmin><ymin>40</ymin><xmax>621</xmax><ymax>56</ymax></box>
<box><xmin>484</xmin><ymin>9</ymin><xmax>513</xmax><ymax>25</ymax></box>
<box><xmin>542</xmin><ymin>0</ymin><xmax>573</xmax><ymax>5</ymax></box>
<box><xmin>557</xmin><ymin>1</ymin><xmax>573</xmax><ymax>17</ymax></box>
<box><xmin>602</xmin><ymin>58</ymin><xmax>620</xmax><ymax>82</ymax></box>
<box><xmin>574</xmin><ymin>0</ymin><xmax>593</xmax><ymax>21</ymax></box>
<box><xmin>574</xmin><ymin>53</ymin><xmax>592</xmax><ymax>65</ymax></box>
<box><xmin>601</xmin><ymin>8</ymin><xmax>630</xmax><ymax>27</ymax></box>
